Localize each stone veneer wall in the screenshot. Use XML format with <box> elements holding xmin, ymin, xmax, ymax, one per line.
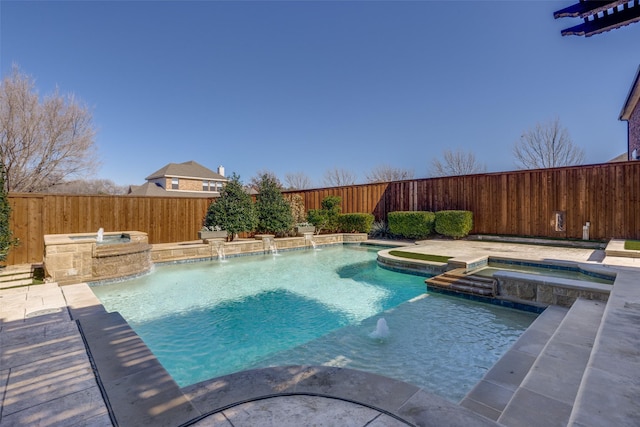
<box><xmin>495</xmin><ymin>272</ymin><xmax>611</xmax><ymax>308</ymax></box>
<box><xmin>629</xmin><ymin>104</ymin><xmax>640</xmax><ymax>159</ymax></box>
<box><xmin>44</xmin><ymin>231</ymin><xmax>151</xmax><ymax>285</ymax></box>
<box><xmin>151</xmin><ymin>233</ymin><xmax>368</xmax><ymax>264</ymax></box>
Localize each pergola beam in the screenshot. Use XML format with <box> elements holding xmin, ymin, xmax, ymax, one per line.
<box><xmin>554</xmin><ymin>0</ymin><xmax>640</xmax><ymax>37</ymax></box>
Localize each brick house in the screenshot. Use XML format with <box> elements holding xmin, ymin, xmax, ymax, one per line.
<box><xmin>620</xmin><ymin>66</ymin><xmax>640</xmax><ymax>161</ymax></box>
<box><xmin>128</xmin><ymin>161</ymin><xmax>227</xmax><ymax>197</ymax></box>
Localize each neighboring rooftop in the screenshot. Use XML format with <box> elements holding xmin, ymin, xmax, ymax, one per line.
<box><xmin>128</xmin><ymin>160</ymin><xmax>227</xmax><ymax>197</ymax></box>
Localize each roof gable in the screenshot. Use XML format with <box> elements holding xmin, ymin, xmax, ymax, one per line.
<box><xmin>620</xmin><ymin>65</ymin><xmax>640</xmax><ymax>121</ymax></box>
<box><xmin>145</xmin><ymin>161</ymin><xmax>226</xmax><ymax>181</ymax></box>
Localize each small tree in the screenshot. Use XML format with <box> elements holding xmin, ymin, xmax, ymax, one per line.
<box><xmin>307</xmin><ymin>195</ymin><xmax>342</xmax><ymax>234</ymax></box>
<box><xmin>204</xmin><ymin>173</ymin><xmax>257</xmax><ymax>241</ymax></box>
<box><xmin>0</xmin><ymin>163</ymin><xmax>18</xmax><ymax>262</ymax></box>
<box><xmin>283</xmin><ymin>193</ymin><xmax>306</xmax><ymax>224</ymax></box>
<box><xmin>430</xmin><ymin>149</ymin><xmax>487</xmax><ymax>177</ymax></box>
<box><xmin>255</xmin><ymin>172</ymin><xmax>293</xmax><ymax>235</ymax></box>
<box><xmin>513</xmin><ymin>118</ymin><xmax>585</xmax><ymax>169</ymax></box>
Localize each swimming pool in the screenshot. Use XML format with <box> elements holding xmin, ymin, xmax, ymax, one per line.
<box><xmin>91</xmin><ymin>244</ymin><xmax>536</xmax><ymax>402</ymax></box>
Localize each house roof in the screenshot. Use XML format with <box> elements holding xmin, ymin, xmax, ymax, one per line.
<box><xmin>608</xmin><ymin>152</ymin><xmax>629</xmax><ymax>162</ymax></box>
<box><xmin>145</xmin><ymin>161</ymin><xmax>226</xmax><ymax>181</ymax></box>
<box><xmin>620</xmin><ymin>65</ymin><xmax>640</xmax><ymax>121</ymax></box>
<box><xmin>127</xmin><ymin>182</ymin><xmax>219</xmax><ymax>198</ymax></box>
<box><xmin>554</xmin><ymin>0</ymin><xmax>640</xmax><ymax>37</ymax></box>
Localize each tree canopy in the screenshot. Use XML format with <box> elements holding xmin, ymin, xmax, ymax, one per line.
<box><xmin>254</xmin><ymin>172</ymin><xmax>293</xmax><ymax>235</ymax></box>
<box><xmin>513</xmin><ymin>118</ymin><xmax>585</xmax><ymax>169</ymax></box>
<box><xmin>0</xmin><ymin>163</ymin><xmax>18</xmax><ymax>262</ymax></box>
<box><xmin>430</xmin><ymin>149</ymin><xmax>487</xmax><ymax>177</ymax></box>
<box><xmin>204</xmin><ymin>173</ymin><xmax>257</xmax><ymax>240</ymax></box>
<box><xmin>0</xmin><ymin>66</ymin><xmax>98</xmax><ymax>192</ymax></box>
<box><xmin>365</xmin><ymin>165</ymin><xmax>414</xmax><ymax>183</ymax></box>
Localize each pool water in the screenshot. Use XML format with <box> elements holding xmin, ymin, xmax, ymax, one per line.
<box><xmin>91</xmin><ymin>244</ymin><xmax>536</xmax><ymax>401</ymax></box>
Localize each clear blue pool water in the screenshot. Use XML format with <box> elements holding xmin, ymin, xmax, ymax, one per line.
<box><xmin>91</xmin><ymin>244</ymin><xmax>536</xmax><ymax>402</ymax></box>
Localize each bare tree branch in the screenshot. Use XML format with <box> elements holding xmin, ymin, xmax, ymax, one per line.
<box><xmin>45</xmin><ymin>179</ymin><xmax>127</xmax><ymax>195</ymax></box>
<box><xmin>322</xmin><ymin>167</ymin><xmax>357</xmax><ymax>187</ymax></box>
<box><xmin>430</xmin><ymin>149</ymin><xmax>487</xmax><ymax>177</ymax></box>
<box><xmin>284</xmin><ymin>171</ymin><xmax>313</xmax><ymax>190</ymax></box>
<box><xmin>513</xmin><ymin>118</ymin><xmax>585</xmax><ymax>169</ymax></box>
<box><xmin>365</xmin><ymin>165</ymin><xmax>414</xmax><ymax>183</ymax></box>
<box><xmin>0</xmin><ymin>65</ymin><xmax>98</xmax><ymax>192</ymax></box>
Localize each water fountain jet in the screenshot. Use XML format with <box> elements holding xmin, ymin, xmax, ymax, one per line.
<box><xmin>369</xmin><ymin>318</ymin><xmax>390</xmax><ymax>339</ymax></box>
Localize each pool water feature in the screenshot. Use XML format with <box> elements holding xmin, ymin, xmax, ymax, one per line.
<box><xmin>91</xmin><ymin>245</ymin><xmax>536</xmax><ymax>401</ymax></box>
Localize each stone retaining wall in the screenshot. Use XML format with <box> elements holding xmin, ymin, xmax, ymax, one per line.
<box><xmin>151</xmin><ymin>233</ymin><xmax>369</xmax><ymax>264</ymax></box>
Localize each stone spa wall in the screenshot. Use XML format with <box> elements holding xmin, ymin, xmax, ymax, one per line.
<box><xmin>44</xmin><ymin>231</ymin><xmax>152</xmax><ymax>285</ymax></box>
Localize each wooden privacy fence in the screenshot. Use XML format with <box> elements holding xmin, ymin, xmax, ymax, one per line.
<box><xmin>7</xmin><ymin>194</ymin><xmax>215</xmax><ymax>265</ymax></box>
<box><xmin>286</xmin><ymin>161</ymin><xmax>640</xmax><ymax>243</ymax></box>
<box><xmin>7</xmin><ymin>161</ymin><xmax>640</xmax><ymax>265</ymax></box>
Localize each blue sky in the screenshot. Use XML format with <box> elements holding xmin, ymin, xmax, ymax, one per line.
<box><xmin>1</xmin><ymin>1</ymin><xmax>639</xmax><ymax>187</ymax></box>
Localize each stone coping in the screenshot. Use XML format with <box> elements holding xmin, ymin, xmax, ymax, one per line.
<box><xmin>181</xmin><ymin>366</ymin><xmax>498</xmax><ymax>427</ymax></box>
<box><xmin>492</xmin><ymin>270</ymin><xmax>613</xmax><ymax>293</ymax></box>
<box><xmin>605</xmin><ymin>238</ymin><xmax>640</xmax><ymax>258</ymax></box>
<box><xmin>44</xmin><ymin>230</ymin><xmax>146</xmax><ymax>245</ymax></box>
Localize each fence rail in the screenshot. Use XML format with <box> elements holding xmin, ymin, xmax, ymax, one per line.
<box><xmin>7</xmin><ymin>162</ymin><xmax>640</xmax><ymax>265</ymax></box>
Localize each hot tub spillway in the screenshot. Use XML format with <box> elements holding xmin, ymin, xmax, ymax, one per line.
<box><xmin>44</xmin><ymin>231</ymin><xmax>152</xmax><ymax>285</ymax></box>
<box><xmin>92</xmin><ymin>239</ymin><xmax>152</xmax><ymax>282</ymax></box>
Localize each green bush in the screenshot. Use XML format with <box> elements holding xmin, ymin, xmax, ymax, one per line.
<box><xmin>254</xmin><ymin>173</ymin><xmax>293</xmax><ymax>235</ymax></box>
<box><xmin>0</xmin><ymin>163</ymin><xmax>18</xmax><ymax>262</ymax></box>
<box><xmin>338</xmin><ymin>213</ymin><xmax>374</xmax><ymax>233</ymax></box>
<box><xmin>205</xmin><ymin>173</ymin><xmax>257</xmax><ymax>241</ymax></box>
<box><xmin>435</xmin><ymin>210</ymin><xmax>473</xmax><ymax>238</ymax></box>
<box><xmin>308</xmin><ymin>196</ymin><xmax>342</xmax><ymax>233</ymax></box>
<box><xmin>387</xmin><ymin>211</ymin><xmax>435</xmax><ymax>239</ymax></box>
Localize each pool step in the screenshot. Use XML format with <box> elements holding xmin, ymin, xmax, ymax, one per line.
<box><xmin>460</xmin><ymin>299</ymin><xmax>606</xmax><ymax>426</ymax></box>
<box><xmin>0</xmin><ymin>264</ymin><xmax>35</xmax><ymax>289</ymax></box>
<box><xmin>426</xmin><ymin>268</ymin><xmax>497</xmax><ymax>297</ymax></box>
<box><xmin>497</xmin><ymin>298</ymin><xmax>605</xmax><ymax>427</ymax></box>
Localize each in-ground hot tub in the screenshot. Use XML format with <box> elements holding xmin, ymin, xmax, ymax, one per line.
<box><xmin>44</xmin><ymin>231</ymin><xmax>152</xmax><ymax>285</ymax></box>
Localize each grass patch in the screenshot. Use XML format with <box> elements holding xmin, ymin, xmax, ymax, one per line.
<box><xmin>388</xmin><ymin>250</ymin><xmax>452</xmax><ymax>263</ymax></box>
<box><xmin>624</xmin><ymin>240</ymin><xmax>640</xmax><ymax>251</ymax></box>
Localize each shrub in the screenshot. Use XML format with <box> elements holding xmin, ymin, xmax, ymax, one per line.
<box><xmin>338</xmin><ymin>213</ymin><xmax>374</xmax><ymax>233</ymax></box>
<box><xmin>387</xmin><ymin>211</ymin><xmax>435</xmax><ymax>239</ymax></box>
<box><xmin>0</xmin><ymin>163</ymin><xmax>18</xmax><ymax>262</ymax></box>
<box><xmin>283</xmin><ymin>193</ymin><xmax>306</xmax><ymax>224</ymax></box>
<box><xmin>254</xmin><ymin>173</ymin><xmax>293</xmax><ymax>235</ymax></box>
<box><xmin>307</xmin><ymin>195</ymin><xmax>342</xmax><ymax>234</ymax></box>
<box><xmin>369</xmin><ymin>220</ymin><xmax>391</xmax><ymax>239</ymax></box>
<box><xmin>435</xmin><ymin>210</ymin><xmax>473</xmax><ymax>238</ymax></box>
<box><xmin>205</xmin><ymin>173</ymin><xmax>257</xmax><ymax>241</ymax></box>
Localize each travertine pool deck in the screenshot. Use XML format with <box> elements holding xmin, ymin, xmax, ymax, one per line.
<box><xmin>1</xmin><ymin>239</ymin><xmax>639</xmax><ymax>426</ymax></box>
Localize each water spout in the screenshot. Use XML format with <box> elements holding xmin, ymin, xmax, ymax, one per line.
<box><xmin>97</xmin><ymin>228</ymin><xmax>104</xmax><ymax>243</ymax></box>
<box><xmin>270</xmin><ymin>242</ymin><xmax>278</xmax><ymax>255</ymax></box>
<box><xmin>369</xmin><ymin>318</ymin><xmax>389</xmax><ymax>339</ymax></box>
<box><xmin>216</xmin><ymin>241</ymin><xmax>226</xmax><ymax>261</ymax></box>
<box><xmin>304</xmin><ymin>232</ymin><xmax>317</xmax><ymax>250</ymax></box>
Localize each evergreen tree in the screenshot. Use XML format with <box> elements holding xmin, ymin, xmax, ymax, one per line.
<box><xmin>255</xmin><ymin>173</ymin><xmax>293</xmax><ymax>235</ymax></box>
<box><xmin>0</xmin><ymin>163</ymin><xmax>18</xmax><ymax>262</ymax></box>
<box><xmin>204</xmin><ymin>173</ymin><xmax>257</xmax><ymax>241</ymax></box>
